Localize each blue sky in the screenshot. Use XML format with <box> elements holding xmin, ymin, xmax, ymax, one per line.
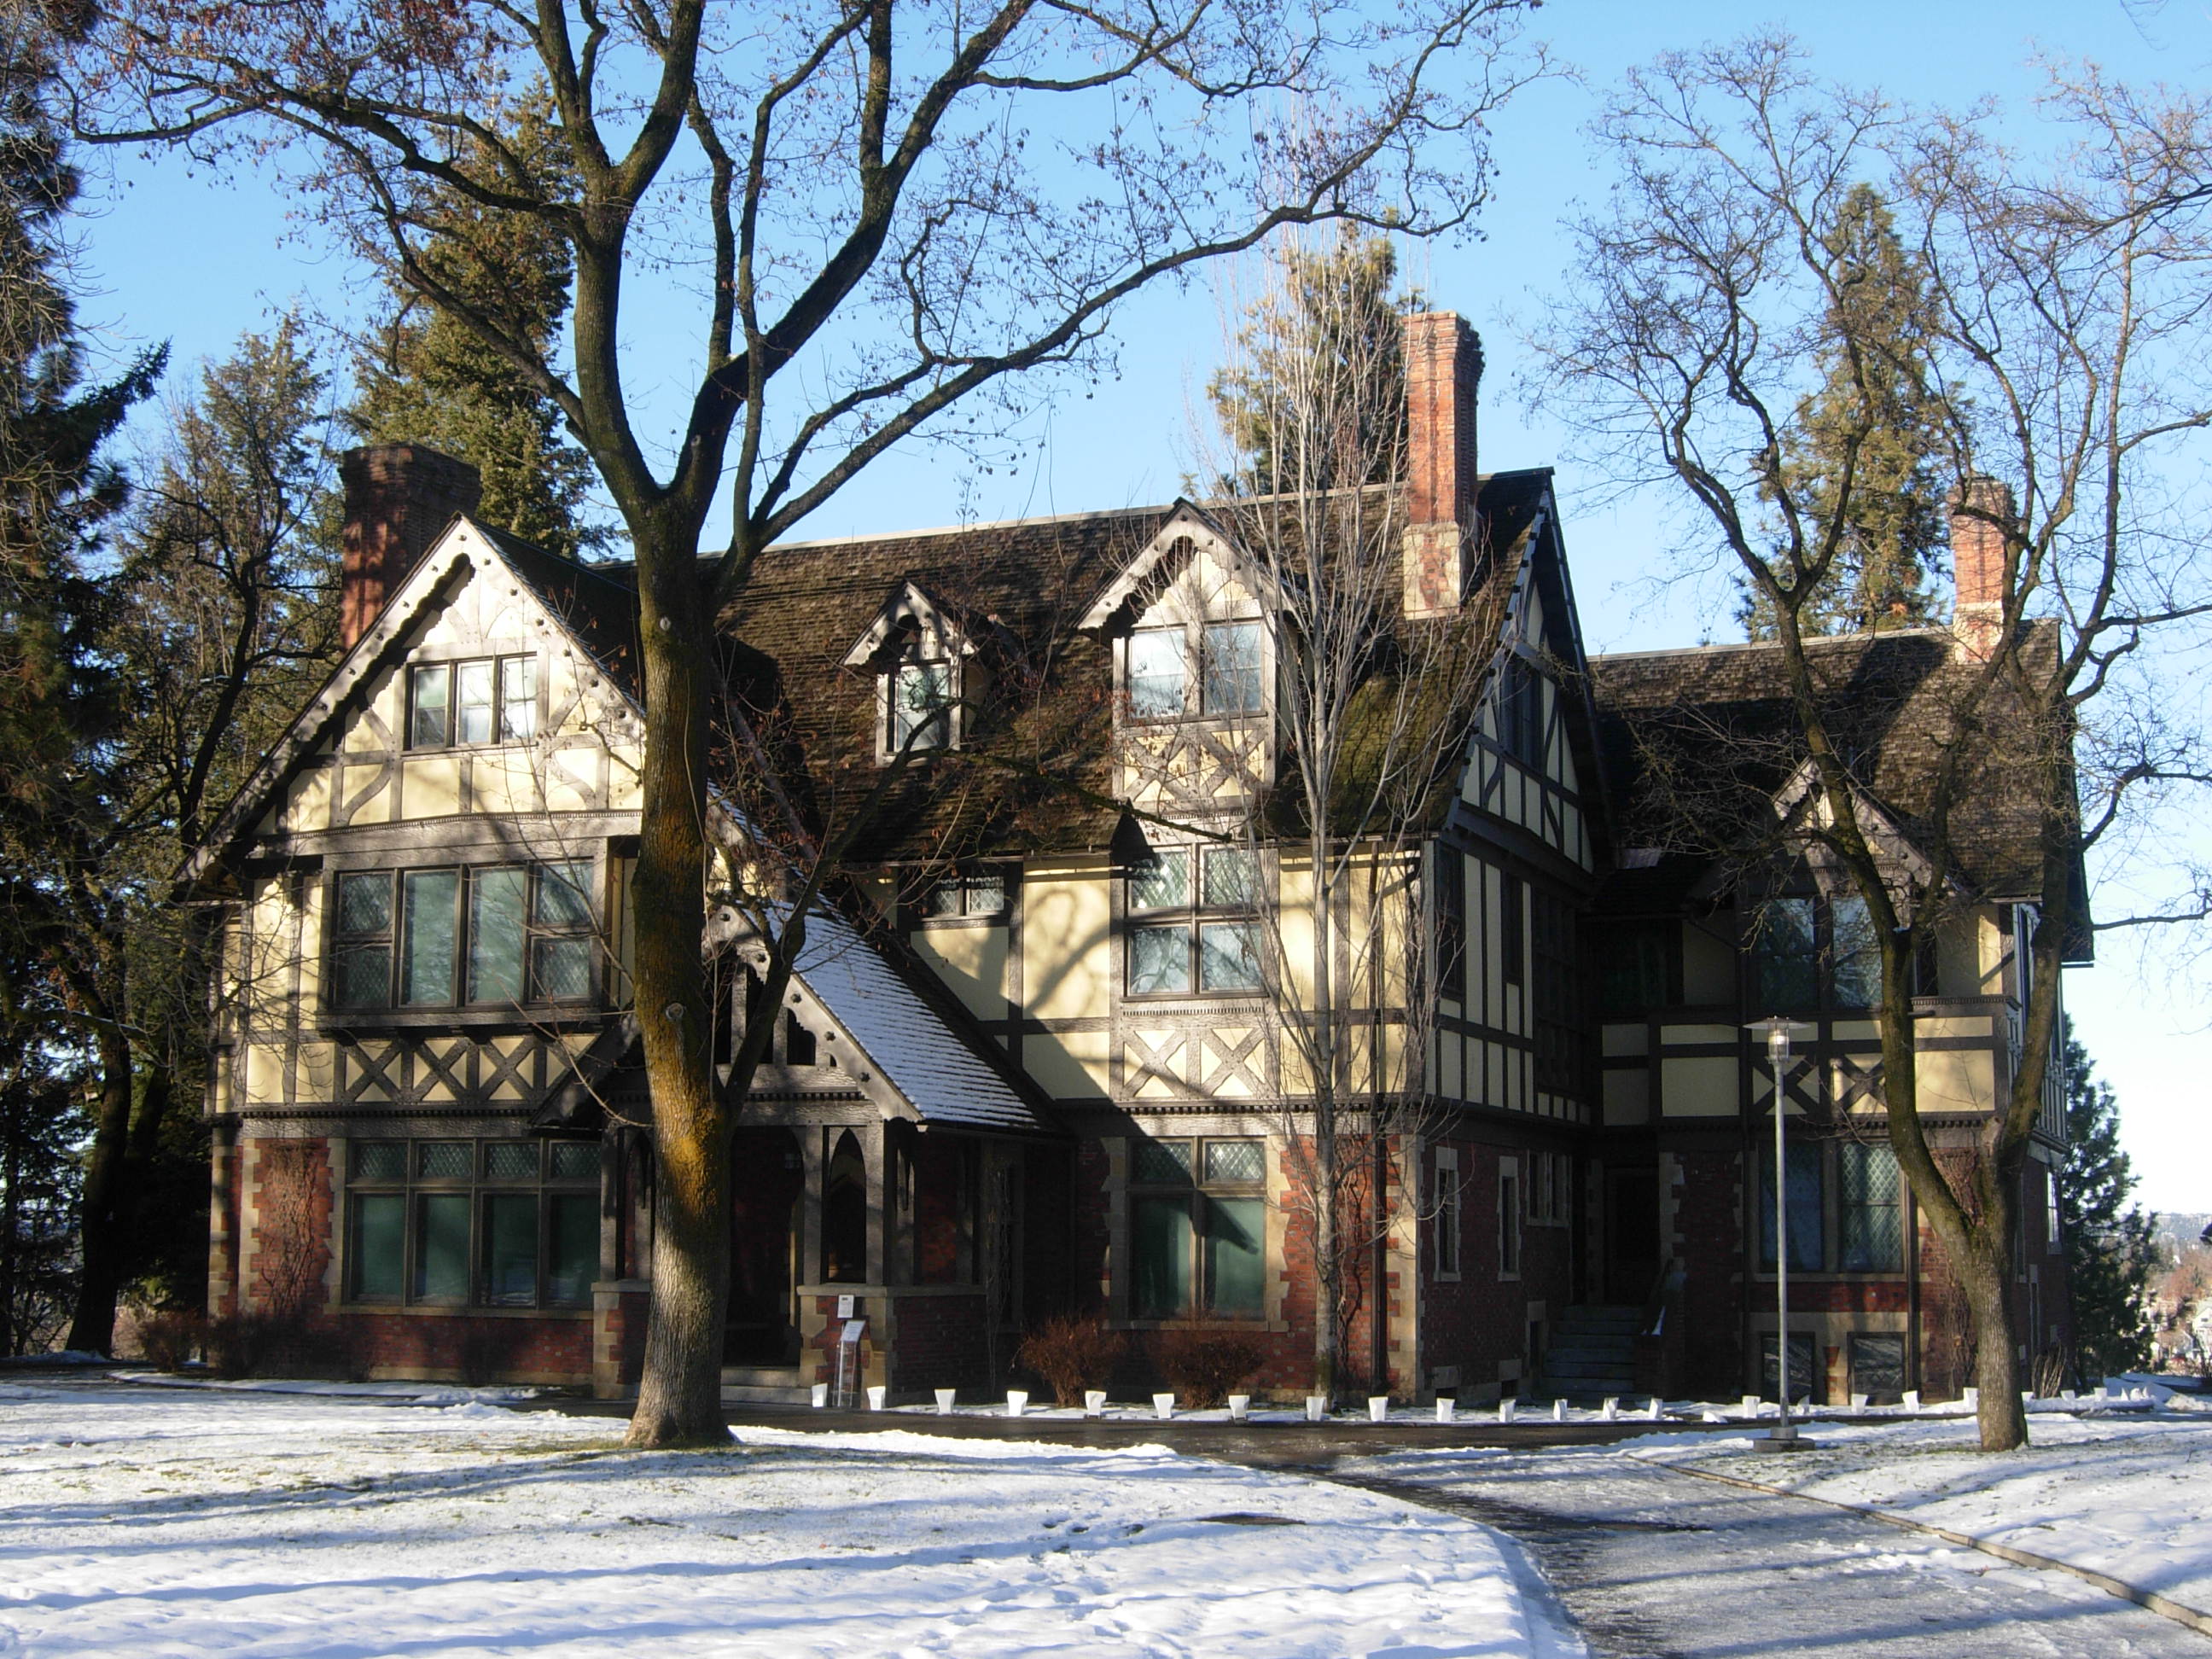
<box><xmin>73</xmin><ymin>2</ymin><xmax>2209</xmax><ymax>1209</ymax></box>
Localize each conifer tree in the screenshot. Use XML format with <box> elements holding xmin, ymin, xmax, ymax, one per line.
<box><xmin>2057</xmin><ymin>1020</ymin><xmax>2158</xmax><ymax>1379</ymax></box>
<box><xmin>349</xmin><ymin>93</ymin><xmax>601</xmax><ymax>558</ymax></box>
<box><xmin>1741</xmin><ymin>183</ymin><xmax>1947</xmax><ymax>638</ymax></box>
<box><xmin>1208</xmin><ymin>226</ymin><xmax>1421</xmax><ymax>497</ymax></box>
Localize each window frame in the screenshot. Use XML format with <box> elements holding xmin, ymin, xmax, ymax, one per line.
<box><xmin>1124</xmin><ymin>845</ymin><xmax>1266</xmax><ymax>998</ymax></box>
<box><xmin>1755</xmin><ymin>1138</ymin><xmax>1908</xmax><ymax>1278</ymax></box>
<box><xmin>917</xmin><ymin>864</ymin><xmax>1014</xmax><ymax>924</ymax></box>
<box><xmin>405</xmin><ymin>655</ymin><xmax>538</xmax><ymax>752</ymax></box>
<box><xmin>1433</xmin><ymin>1146</ymin><xmax>1462</xmax><ymax>1281</ymax></box>
<box><xmin>329</xmin><ymin>861</ymin><xmax>597</xmax><ymax>1015</ymax></box>
<box><xmin>343</xmin><ymin>1137</ymin><xmax>602</xmax><ymax>1310</ymax></box>
<box><xmin>1498</xmin><ymin>1156</ymin><xmax>1522</xmax><ymax>1280</ymax></box>
<box><xmin>1126</xmin><ymin>1136</ymin><xmax>1269</xmax><ymax>1322</ymax></box>
<box><xmin>884</xmin><ymin>654</ymin><xmax>957</xmax><ymax>759</ymax></box>
<box><xmin>1750</xmin><ymin>891</ymin><xmax>1887</xmax><ymax>1013</ymax></box>
<box><xmin>1119</xmin><ymin>615</ymin><xmax>1270</xmax><ymax>724</ymax></box>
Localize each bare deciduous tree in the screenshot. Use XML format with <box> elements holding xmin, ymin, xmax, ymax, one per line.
<box><xmin>1534</xmin><ymin>38</ymin><xmax>2212</xmax><ymax>1450</ymax></box>
<box><xmin>1167</xmin><ymin>232</ymin><xmax>1493</xmax><ymax>1400</ymax></box>
<box><xmin>75</xmin><ymin>0</ymin><xmax>1546</xmax><ymax>1442</ymax></box>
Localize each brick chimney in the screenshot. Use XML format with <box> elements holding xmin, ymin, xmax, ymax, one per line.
<box><xmin>1401</xmin><ymin>311</ymin><xmax>1484</xmax><ymax>620</ymax></box>
<box><xmin>339</xmin><ymin>444</ymin><xmax>484</xmax><ymax>649</ymax></box>
<box><xmin>1947</xmin><ymin>475</ymin><xmax>2013</xmax><ymax>658</ymax></box>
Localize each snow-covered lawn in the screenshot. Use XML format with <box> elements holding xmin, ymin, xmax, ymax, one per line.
<box><xmin>1625</xmin><ymin>1412</ymin><xmax>2212</xmax><ymax>1618</ymax></box>
<box><xmin>0</xmin><ymin>1382</ymin><xmax>1570</xmax><ymax>1658</ymax></box>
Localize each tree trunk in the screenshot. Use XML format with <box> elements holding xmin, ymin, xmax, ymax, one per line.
<box><xmin>623</xmin><ymin>570</ymin><xmax>731</xmax><ymax>1449</ymax></box>
<box><xmin>1962</xmin><ymin>1227</ymin><xmax>2029</xmax><ymax>1451</ymax></box>
<box><xmin>66</xmin><ymin>1019</ymin><xmax>137</xmax><ymax>1355</ymax></box>
<box><xmin>1312</xmin><ymin>1130</ymin><xmax>1338</xmax><ymax>1406</ymax></box>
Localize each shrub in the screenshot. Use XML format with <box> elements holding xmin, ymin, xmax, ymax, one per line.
<box><xmin>1015</xmin><ymin>1314</ymin><xmax>1125</xmax><ymax>1406</ymax></box>
<box><xmin>133</xmin><ymin>1310</ymin><xmax>204</xmax><ymax>1372</ymax></box>
<box><xmin>203</xmin><ymin>1313</ymin><xmax>272</xmax><ymax>1378</ymax></box>
<box><xmin>1152</xmin><ymin>1323</ymin><xmax>1266</xmax><ymax>1408</ymax></box>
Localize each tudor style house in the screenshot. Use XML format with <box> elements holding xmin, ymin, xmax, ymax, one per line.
<box><xmin>189</xmin><ymin>312</ymin><xmax>2081</xmax><ymax>1408</ymax></box>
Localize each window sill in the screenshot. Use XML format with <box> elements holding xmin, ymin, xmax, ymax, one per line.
<box><xmin>321</xmin><ymin>1007</ymin><xmax>612</xmax><ymax>1033</ymax></box>
<box><xmin>337</xmin><ymin>1302</ymin><xmax>593</xmax><ymax>1318</ymax></box>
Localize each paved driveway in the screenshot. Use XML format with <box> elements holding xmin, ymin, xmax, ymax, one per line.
<box><xmin>1330</xmin><ymin>1446</ymin><xmax>2209</xmax><ymax>1658</ymax></box>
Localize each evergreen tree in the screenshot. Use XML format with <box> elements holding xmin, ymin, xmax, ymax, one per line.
<box><xmin>2057</xmin><ymin>1019</ymin><xmax>2158</xmax><ymax>1379</ymax></box>
<box><xmin>0</xmin><ymin>0</ymin><xmax>161</xmax><ymax>1353</ymax></box>
<box><xmin>1208</xmin><ymin>226</ymin><xmax>1422</xmax><ymax>498</ymax></box>
<box><xmin>1742</xmin><ymin>183</ymin><xmax>1948</xmax><ymax>638</ymax></box>
<box><xmin>349</xmin><ymin>93</ymin><xmax>602</xmax><ymax>558</ymax></box>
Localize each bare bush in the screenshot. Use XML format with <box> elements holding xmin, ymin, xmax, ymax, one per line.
<box><xmin>1152</xmin><ymin>1324</ymin><xmax>1267</xmax><ymax>1408</ymax></box>
<box><xmin>1015</xmin><ymin>1315</ymin><xmax>1126</xmax><ymax>1407</ymax></box>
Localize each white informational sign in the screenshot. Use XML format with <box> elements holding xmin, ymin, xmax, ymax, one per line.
<box><xmin>836</xmin><ymin>1294</ymin><xmax>856</xmax><ymax>1319</ymax></box>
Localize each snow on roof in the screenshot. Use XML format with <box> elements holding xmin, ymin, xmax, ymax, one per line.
<box><xmin>794</xmin><ymin>906</ymin><xmax>1053</xmax><ymax>1136</ymax></box>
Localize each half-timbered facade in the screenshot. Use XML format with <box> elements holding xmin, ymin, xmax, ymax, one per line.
<box><xmin>190</xmin><ymin>313</ymin><xmax>2078</xmax><ymax>1407</ymax></box>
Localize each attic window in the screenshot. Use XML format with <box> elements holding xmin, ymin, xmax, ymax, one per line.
<box><xmin>1124</xmin><ymin>621</ymin><xmax>1266</xmax><ymax>720</ymax></box>
<box><xmin>408</xmin><ymin>656</ymin><xmax>537</xmax><ymax>749</ymax></box>
<box><xmin>891</xmin><ymin>659</ymin><xmax>953</xmax><ymax>753</ymax></box>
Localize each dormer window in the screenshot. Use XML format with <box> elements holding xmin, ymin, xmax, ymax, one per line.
<box><xmin>1123</xmin><ymin>620</ymin><xmax>1266</xmax><ymax>720</ymax></box>
<box><xmin>890</xmin><ymin>657</ymin><xmax>954</xmax><ymax>754</ymax></box>
<box><xmin>844</xmin><ymin>582</ymin><xmax>978</xmax><ymax>764</ymax></box>
<box><xmin>408</xmin><ymin>656</ymin><xmax>537</xmax><ymax>749</ymax></box>
<box><xmin>1202</xmin><ymin>622</ymin><xmax>1263</xmax><ymax>715</ymax></box>
<box><xmin>1129</xmin><ymin>630</ymin><xmax>1185</xmax><ymax>718</ymax></box>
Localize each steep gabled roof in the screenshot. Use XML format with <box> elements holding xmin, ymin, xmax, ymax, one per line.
<box><xmin>790</xmin><ymin>907</ymin><xmax>1056</xmax><ymax>1134</ymax></box>
<box><xmin>1588</xmin><ymin>624</ymin><xmax>2076</xmax><ymax>925</ymax></box>
<box><xmin>183</xmin><ymin>516</ymin><xmax>644</xmax><ymax>889</ymax></box>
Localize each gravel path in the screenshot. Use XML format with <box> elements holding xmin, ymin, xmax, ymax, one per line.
<box><xmin>1328</xmin><ymin>1447</ymin><xmax>2210</xmax><ymax>1659</ymax></box>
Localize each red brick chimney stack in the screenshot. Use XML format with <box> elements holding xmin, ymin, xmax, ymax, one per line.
<box><xmin>1947</xmin><ymin>475</ymin><xmax>2013</xmax><ymax>658</ymax></box>
<box><xmin>339</xmin><ymin>444</ymin><xmax>484</xmax><ymax>649</ymax></box>
<box><xmin>1401</xmin><ymin>311</ymin><xmax>1484</xmax><ymax>620</ymax></box>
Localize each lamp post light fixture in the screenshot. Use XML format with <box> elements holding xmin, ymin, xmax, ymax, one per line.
<box><xmin>1748</xmin><ymin>1016</ymin><xmax>1815</xmax><ymax>1448</ymax></box>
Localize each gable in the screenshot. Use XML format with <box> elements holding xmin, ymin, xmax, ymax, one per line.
<box><xmin>192</xmin><ymin>520</ymin><xmax>644</xmax><ymax>882</ymax></box>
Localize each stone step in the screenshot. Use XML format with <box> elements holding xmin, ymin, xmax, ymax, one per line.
<box><xmin>722</xmin><ymin>1382</ymin><xmax>815</xmax><ymax>1405</ymax></box>
<box><xmin>721</xmin><ymin>1365</ymin><xmax>813</xmax><ymax>1406</ymax></box>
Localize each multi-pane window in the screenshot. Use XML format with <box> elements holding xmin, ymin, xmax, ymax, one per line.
<box><xmin>408</xmin><ymin>656</ymin><xmax>537</xmax><ymax>749</ymax></box>
<box><xmin>1201</xmin><ymin>622</ymin><xmax>1263</xmax><ymax>714</ymax></box>
<box><xmin>1838</xmin><ymin>1141</ymin><xmax>1903</xmax><ymax>1271</ymax></box>
<box><xmin>1848</xmin><ymin>1332</ymin><xmax>1906</xmax><ymax>1400</ymax></box>
<box><xmin>1498</xmin><ymin>1157</ymin><xmax>1522</xmax><ymax>1278</ymax></box>
<box><xmin>1126</xmin><ymin>847</ymin><xmax>1263</xmax><ymax>995</ymax></box>
<box><xmin>1528</xmin><ymin>1150</ymin><xmax>1571</xmax><ymax>1225</ymax></box>
<box><xmin>1499</xmin><ymin>874</ymin><xmax>1525</xmax><ymax>987</ymax></box>
<box><xmin>1434</xmin><ymin>848</ymin><xmax>1466</xmax><ymax>1002</ymax></box>
<box><xmin>1760</xmin><ymin>1330</ymin><xmax>1819</xmax><ymax>1404</ymax></box>
<box><xmin>1498</xmin><ymin>656</ymin><xmax>1544</xmax><ymax>766</ymax></box>
<box><xmin>1598</xmin><ymin>919</ymin><xmax>1678</xmax><ymax>1016</ymax></box>
<box><xmin>1533</xmin><ymin>892</ymin><xmax>1580</xmax><ymax>1094</ymax></box>
<box><xmin>1128</xmin><ymin>629</ymin><xmax>1186</xmax><ymax>719</ymax></box>
<box><xmin>1753</xmin><ymin>894</ymin><xmax>1882</xmax><ymax>1010</ymax></box>
<box><xmin>1754</xmin><ymin>898</ymin><xmax>1818</xmax><ymax>1010</ymax></box>
<box><xmin>334</xmin><ymin>862</ymin><xmax>593</xmax><ymax>1010</ymax></box>
<box><xmin>1758</xmin><ymin>1140</ymin><xmax>1826</xmax><ymax>1272</ymax></box>
<box><xmin>1759</xmin><ymin>1139</ymin><xmax>1907</xmax><ymax>1276</ymax></box>
<box><xmin>1129</xmin><ymin>1138</ymin><xmax>1266</xmax><ymax>1318</ymax></box>
<box><xmin>889</xmin><ymin>659</ymin><xmax>954</xmax><ymax>754</ymax></box>
<box><xmin>347</xmin><ymin>1138</ymin><xmax>600</xmax><ymax>1307</ymax></box>
<box><xmin>1434</xmin><ymin>1147</ymin><xmax>1462</xmax><ymax>1278</ymax></box>
<box><xmin>923</xmin><ymin>866</ymin><xmax>1010</xmax><ymax>920</ymax></box>
<box><xmin>1124</xmin><ymin>620</ymin><xmax>1266</xmax><ymax>719</ymax></box>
